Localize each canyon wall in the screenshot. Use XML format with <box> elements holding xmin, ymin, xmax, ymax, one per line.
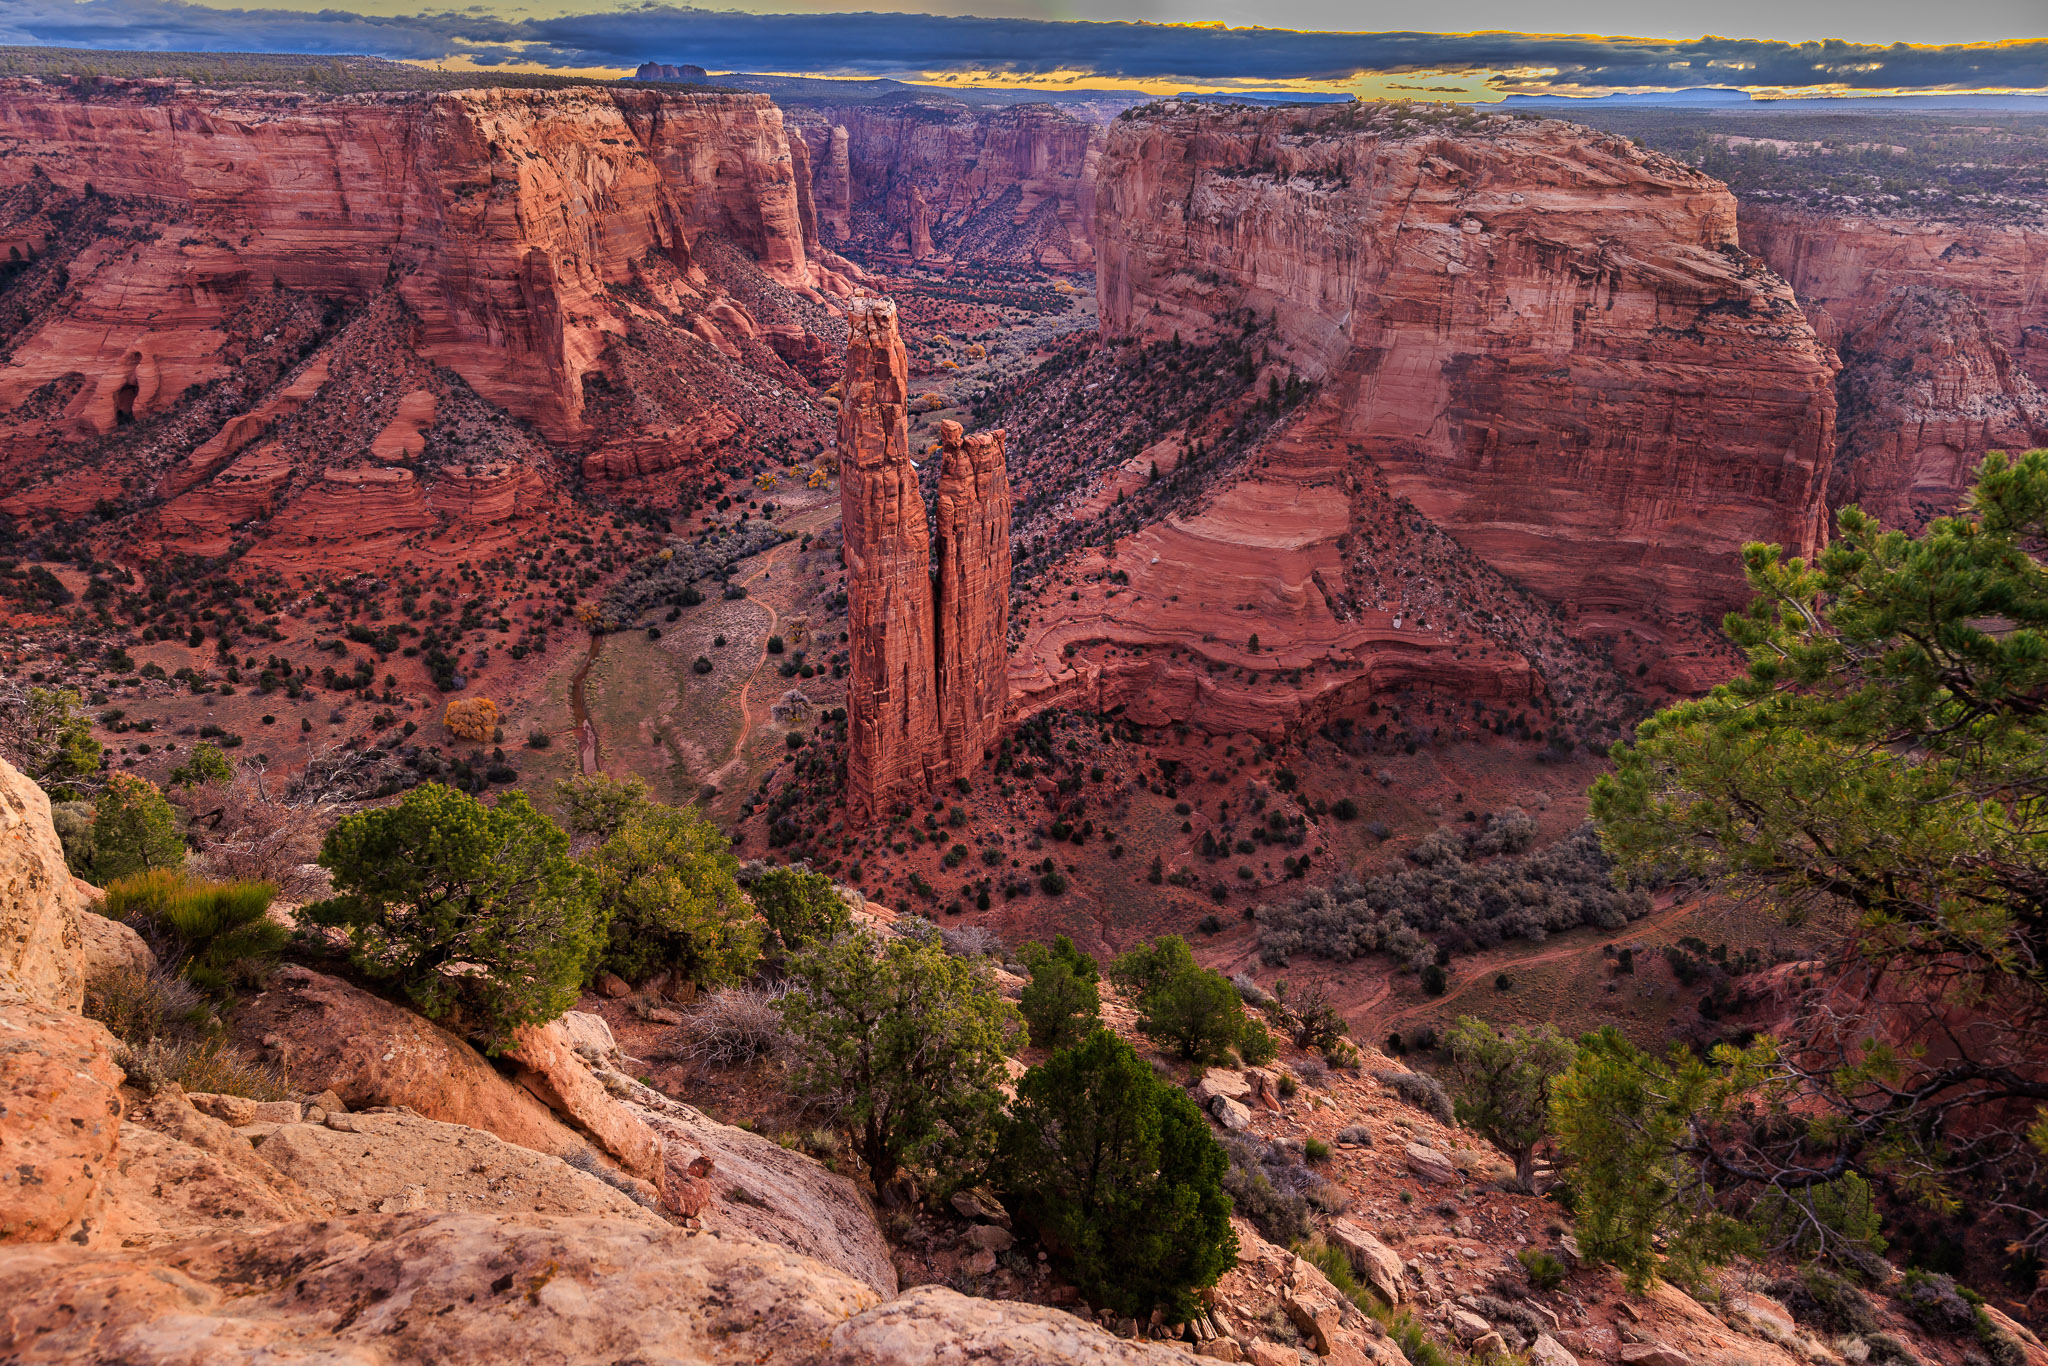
<box><xmin>1742</xmin><ymin>204</ymin><xmax>2048</xmax><ymax>522</ymax></box>
<box><xmin>1832</xmin><ymin>287</ymin><xmax>2048</xmax><ymax>527</ymax></box>
<box><xmin>839</xmin><ymin>300</ymin><xmax>1012</xmax><ymax>816</ymax></box>
<box><xmin>790</xmin><ymin>102</ymin><xmax>1099</xmax><ymax>268</ymax></box>
<box><xmin>0</xmin><ymin>83</ymin><xmax>843</xmax><ymax>444</ymax></box>
<box><xmin>0</xmin><ymin>80</ymin><xmax>856</xmax><ymax>561</ymax></box>
<box><xmin>1741</xmin><ymin>205</ymin><xmax>2048</xmax><ymax>388</ymax></box>
<box><xmin>1094</xmin><ymin>104</ymin><xmax>1838</xmax><ymax>626</ymax></box>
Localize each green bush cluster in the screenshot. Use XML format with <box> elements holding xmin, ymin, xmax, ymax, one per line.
<box><xmin>1109</xmin><ymin>935</ymin><xmax>1270</xmax><ymax>1065</ymax></box>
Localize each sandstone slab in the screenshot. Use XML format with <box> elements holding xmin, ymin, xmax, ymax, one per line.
<box><xmin>1404</xmin><ymin>1142</ymin><xmax>1458</xmax><ymax>1185</ymax></box>
<box><xmin>0</xmin><ymin>758</ymin><xmax>90</xmax><ymax>1011</ymax></box>
<box><xmin>0</xmin><ymin>999</ymin><xmax>122</xmax><ymax>1241</ymax></box>
<box><xmin>508</xmin><ymin>1017</ymin><xmax>662</xmax><ymax>1180</ymax></box>
<box><xmin>1528</xmin><ymin>1334</ymin><xmax>1580</xmax><ymax>1366</ymax></box>
<box><xmin>231</xmin><ymin>965</ymin><xmax>582</xmax><ymax>1157</ymax></box>
<box><xmin>76</xmin><ymin>911</ymin><xmax>153</xmax><ymax>981</ymax></box>
<box><xmin>1327</xmin><ymin>1218</ymin><xmax>1404</xmax><ymax>1304</ymax></box>
<box><xmin>828</xmin><ymin>1283</ymin><xmax>1197</xmax><ymax>1364</ymax></box>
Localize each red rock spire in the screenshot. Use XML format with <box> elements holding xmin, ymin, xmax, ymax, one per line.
<box><xmin>838</xmin><ymin>302</ymin><xmax>1013</xmax><ymax>816</ymax></box>
<box><xmin>839</xmin><ymin>297</ymin><xmax>942</xmax><ymax>817</ymax></box>
<box><xmin>934</xmin><ymin>419</ymin><xmax>1012</xmax><ymax>776</ymax></box>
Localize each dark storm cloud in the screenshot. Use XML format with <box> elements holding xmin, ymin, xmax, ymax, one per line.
<box><xmin>3</xmin><ymin>0</ymin><xmax>2045</xmax><ymax>91</ymax></box>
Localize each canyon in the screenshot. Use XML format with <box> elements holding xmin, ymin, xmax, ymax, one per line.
<box><xmin>788</xmin><ymin>101</ymin><xmax>1099</xmax><ymax>269</ymax></box>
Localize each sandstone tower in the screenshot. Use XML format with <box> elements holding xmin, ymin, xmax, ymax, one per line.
<box><xmin>838</xmin><ymin>298</ymin><xmax>1011</xmax><ymax>818</ymax></box>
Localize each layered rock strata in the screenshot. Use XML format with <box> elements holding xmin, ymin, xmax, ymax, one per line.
<box><xmin>1093</xmin><ymin>104</ymin><xmax>1839</xmax><ymax>627</ymax></box>
<box><xmin>839</xmin><ymin>299</ymin><xmax>1012</xmax><ymax>814</ymax></box>
<box><xmin>792</xmin><ymin>103</ymin><xmax>1100</xmax><ymax>267</ymax></box>
<box><xmin>1741</xmin><ymin>205</ymin><xmax>2048</xmax><ymax>388</ymax></box>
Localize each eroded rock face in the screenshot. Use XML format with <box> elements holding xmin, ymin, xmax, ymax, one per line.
<box><xmin>0</xmin><ymin>84</ymin><xmax>824</xmax><ymax>443</ymax></box>
<box><xmin>828</xmin><ymin>1284</ymin><xmax>1196</xmax><ymax>1364</ymax></box>
<box><xmin>0</xmin><ymin>756</ymin><xmax>89</xmax><ymax>1011</ymax></box>
<box><xmin>1833</xmin><ymin>287</ymin><xmax>2048</xmax><ymax>527</ymax></box>
<box><xmin>1095</xmin><ymin>105</ymin><xmax>1837</xmax><ymax>624</ymax></box>
<box><xmin>1742</xmin><ymin>205</ymin><xmax>2048</xmax><ymax>388</ymax></box>
<box><xmin>793</xmin><ymin>104</ymin><xmax>1100</xmax><ymax>268</ymax></box>
<box><xmin>0</xmin><ymin>998</ymin><xmax>122</xmax><ymax>1242</ymax></box>
<box><xmin>935</xmin><ymin>420</ymin><xmax>1013</xmax><ymax>776</ymax></box>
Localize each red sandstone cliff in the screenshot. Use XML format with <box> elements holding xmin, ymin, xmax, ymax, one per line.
<box><xmin>1833</xmin><ymin>287</ymin><xmax>2048</xmax><ymax>528</ymax></box>
<box><xmin>790</xmin><ymin>102</ymin><xmax>1099</xmax><ymax>268</ymax></box>
<box><xmin>934</xmin><ymin>420</ymin><xmax>1012</xmax><ymax>775</ymax></box>
<box><xmin>0</xmin><ymin>81</ymin><xmax>855</xmax><ymax>560</ymax></box>
<box><xmin>1093</xmin><ymin>103</ymin><xmax>1838</xmax><ymax>627</ymax></box>
<box><xmin>1741</xmin><ymin>204</ymin><xmax>2048</xmax><ymax>389</ymax></box>
<box><xmin>839</xmin><ymin>298</ymin><xmax>942</xmax><ymax>815</ymax></box>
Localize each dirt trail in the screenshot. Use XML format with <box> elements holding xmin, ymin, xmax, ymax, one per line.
<box><xmin>1366</xmin><ymin>893</ymin><xmax>1703</xmax><ymax>1034</ymax></box>
<box><xmin>706</xmin><ymin>501</ymin><xmax>842</xmax><ymax>793</ymax></box>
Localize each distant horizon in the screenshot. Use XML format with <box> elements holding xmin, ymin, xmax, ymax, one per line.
<box><xmin>1</xmin><ymin>2</ymin><xmax>2044</xmax><ymax>103</ymax></box>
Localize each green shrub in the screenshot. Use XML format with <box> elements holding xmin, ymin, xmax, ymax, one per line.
<box><xmin>1019</xmin><ymin>935</ymin><xmax>1100</xmax><ymax>1050</ymax></box>
<box><xmin>780</xmin><ymin>928</ymin><xmax>1020</xmax><ymax>1189</ymax></box>
<box><xmin>584</xmin><ymin>803</ymin><xmax>758</xmax><ymax>988</ymax></box>
<box><xmin>86</xmin><ymin>774</ymin><xmax>184</xmax><ymax>884</ymax></box>
<box><xmin>1002</xmin><ymin>1030</ymin><xmax>1237</xmax><ymax>1318</ymax></box>
<box><xmin>749</xmin><ymin>865</ymin><xmax>851</xmax><ymax>957</ymax></box>
<box><xmin>0</xmin><ymin>684</ymin><xmax>102</xmax><ymax>799</ymax></box>
<box><xmin>1773</xmin><ymin>1265</ymin><xmax>1878</xmax><ymax>1337</ymax></box>
<box><xmin>1751</xmin><ymin>1171</ymin><xmax>1888</xmax><ymax>1265</ymax></box>
<box><xmin>1236</xmin><ymin>1013</ymin><xmax>1279</xmax><ymax>1066</ymax></box>
<box><xmin>306</xmin><ymin>784</ymin><xmax>601</xmax><ymax>1051</ymax></box>
<box><xmin>103</xmin><ymin>870</ymin><xmax>284</xmax><ymax>998</ymax></box>
<box><xmin>50</xmin><ymin>799</ymin><xmax>94</xmax><ymax>875</ymax></box>
<box><xmin>1304</xmin><ymin>1137</ymin><xmax>1330</xmax><ymax>1163</ymax></box>
<box><xmin>1517</xmin><ymin>1247</ymin><xmax>1566</xmax><ymax>1291</ymax></box>
<box><xmin>1110</xmin><ymin>935</ymin><xmax>1258</xmax><ymax>1064</ymax></box>
<box><xmin>1442</xmin><ymin>1015</ymin><xmax>1577</xmax><ymax>1192</ymax></box>
<box><xmin>167</xmin><ymin>741</ymin><xmax>233</xmax><ymax>788</ymax></box>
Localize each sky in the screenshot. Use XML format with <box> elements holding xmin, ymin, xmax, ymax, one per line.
<box><xmin>3</xmin><ymin>0</ymin><xmax>2045</xmax><ymax>100</ymax></box>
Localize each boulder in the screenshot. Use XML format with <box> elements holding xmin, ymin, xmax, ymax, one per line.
<box><xmin>507</xmin><ymin>1018</ymin><xmax>662</xmax><ymax>1180</ymax></box>
<box><xmin>1403</xmin><ymin>1142</ymin><xmax>1459</xmax><ymax>1185</ymax></box>
<box><xmin>557</xmin><ymin>1010</ymin><xmax>625</xmax><ymax>1068</ymax></box>
<box><xmin>1619</xmin><ymin>1345</ymin><xmax>1692</xmax><ymax>1366</ymax></box>
<box><xmin>1450</xmin><ymin>1309</ymin><xmax>1493</xmax><ymax>1344</ymax></box>
<box><xmin>0</xmin><ymin>1212</ymin><xmax>883</xmax><ymax>1363</ymax></box>
<box><xmin>0</xmin><ymin>999</ymin><xmax>123</xmax><ymax>1241</ymax></box>
<box><xmin>1327</xmin><ymin>1219</ymin><xmax>1404</xmax><ymax>1304</ymax></box>
<box><xmin>1528</xmin><ymin>1335</ymin><xmax>1579</xmax><ymax>1366</ymax></box>
<box><xmin>1473</xmin><ymin>1332</ymin><xmax>1508</xmax><ymax>1357</ymax></box>
<box><xmin>966</xmin><ymin>1223</ymin><xmax>1014</xmax><ymax>1252</ymax></box>
<box><xmin>0</xmin><ymin>758</ymin><xmax>91</xmax><ymax>1011</ymax></box>
<box><xmin>597</xmin><ymin>971</ymin><xmax>632</xmax><ymax>998</ymax></box>
<box><xmin>1211</xmin><ymin>1096</ymin><xmax>1252</xmax><ymax>1131</ymax></box>
<box><xmin>950</xmin><ymin>1184</ymin><xmax>1010</xmax><ymax>1227</ymax></box>
<box><xmin>186</xmin><ymin>1092</ymin><xmax>259</xmax><ymax>1126</ymax></box>
<box><xmin>621</xmin><ymin>1078</ymin><xmax>898</xmax><ymax>1296</ymax></box>
<box><xmin>76</xmin><ymin>911</ymin><xmax>153</xmax><ymax>980</ymax></box>
<box><xmin>1244</xmin><ymin>1344</ymin><xmax>1295</xmax><ymax>1366</ymax></box>
<box><xmin>230</xmin><ymin>966</ymin><xmax>583</xmax><ymax>1157</ymax></box>
<box><xmin>1195</xmin><ymin>1069</ymin><xmax>1252</xmax><ymax>1104</ymax></box>
<box><xmin>1195</xmin><ymin>1340</ymin><xmax>1243</xmax><ymax>1361</ymax></box>
<box><xmin>827</xmin><ymin>1283</ymin><xmax>1199</xmax><ymax>1364</ymax></box>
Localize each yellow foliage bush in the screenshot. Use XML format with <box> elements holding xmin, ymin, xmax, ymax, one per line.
<box><xmin>443</xmin><ymin>697</ymin><xmax>501</xmax><ymax>743</ymax></box>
